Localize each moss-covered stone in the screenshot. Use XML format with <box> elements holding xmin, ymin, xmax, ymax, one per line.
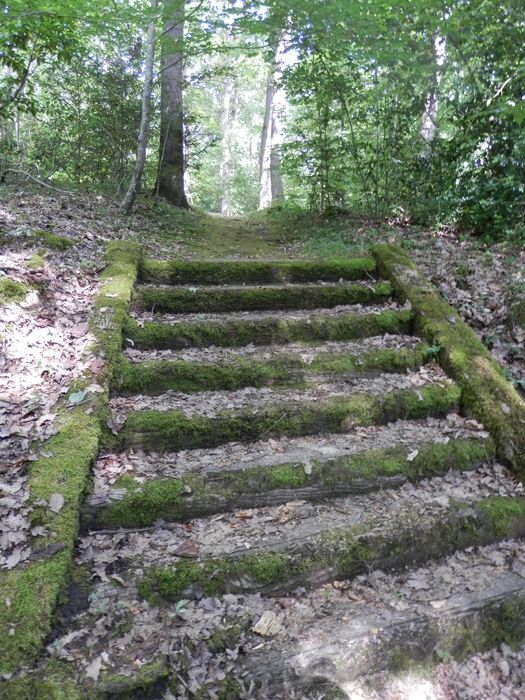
<box><xmin>92</xmin><ymin>241</ymin><xmax>142</xmax><ymax>387</ymax></box>
<box><xmin>140</xmin><ymin>257</ymin><xmax>377</xmax><ymax>285</ymax></box>
<box><xmin>113</xmin><ymin>384</ymin><xmax>461</xmax><ymax>453</ymax></box>
<box><xmin>138</xmin><ymin>495</ymin><xmax>525</xmax><ymax>601</ymax></box>
<box><xmin>0</xmin><ymin>241</ymin><xmax>142</xmax><ymax>676</ymax></box>
<box><xmin>134</xmin><ymin>280</ymin><xmax>392</xmax><ymax>314</ymax></box>
<box><xmin>90</xmin><ymin>437</ymin><xmax>493</xmax><ymax>529</ymax></box>
<box><xmin>115</xmin><ymin>343</ymin><xmax>431</xmax><ymax>395</ymax></box>
<box><xmin>0</xmin><ymin>276</ymin><xmax>28</xmax><ymax>304</ymax></box>
<box><xmin>124</xmin><ymin>308</ymin><xmax>415</xmax><ymax>350</ymax></box>
<box><xmin>372</xmin><ymin>244</ymin><xmax>525</xmax><ymax>481</ymax></box>
<box><xmin>32</xmin><ymin>231</ymin><xmax>75</xmax><ymax>250</ymax></box>
<box><xmin>0</xmin><ymin>410</ymin><xmax>101</xmax><ymax>675</ymax></box>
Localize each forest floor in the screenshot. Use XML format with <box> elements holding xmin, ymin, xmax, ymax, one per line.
<box><xmin>1</xmin><ymin>185</ymin><xmax>525</xmax><ymax>697</ymax></box>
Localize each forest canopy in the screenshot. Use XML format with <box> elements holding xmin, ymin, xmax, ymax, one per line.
<box><xmin>1</xmin><ymin>0</ymin><xmax>524</xmax><ymax>237</ymax></box>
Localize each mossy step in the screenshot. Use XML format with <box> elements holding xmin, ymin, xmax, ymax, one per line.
<box><xmin>140</xmin><ymin>257</ymin><xmax>377</xmax><ymax>285</ymax></box>
<box><xmin>124</xmin><ymin>307</ymin><xmax>414</xmax><ymax>350</ymax></box>
<box><xmin>233</xmin><ymin>565</ymin><xmax>525</xmax><ymax>696</ymax></box>
<box><xmin>115</xmin><ymin>342</ymin><xmax>431</xmax><ymax>394</ymax></box>
<box><xmin>113</xmin><ymin>383</ymin><xmax>461</xmax><ymax>452</ymax></box>
<box><xmin>84</xmin><ymin>437</ymin><xmax>494</xmax><ymax>529</ymax></box>
<box><xmin>133</xmin><ymin>281</ymin><xmax>392</xmax><ymax>314</ymax></box>
<box><xmin>139</xmin><ymin>495</ymin><xmax>525</xmax><ymax>601</ymax></box>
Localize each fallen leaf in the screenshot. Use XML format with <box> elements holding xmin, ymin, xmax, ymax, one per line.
<box><xmin>84</xmin><ymin>655</ymin><xmax>103</xmax><ymax>681</ymax></box>
<box><xmin>48</xmin><ymin>493</ymin><xmax>65</xmax><ymax>513</ymax></box>
<box><xmin>173</xmin><ymin>541</ymin><xmax>200</xmax><ymax>558</ymax></box>
<box><xmin>70</xmin><ymin>322</ymin><xmax>89</xmax><ymax>338</ymax></box>
<box><xmin>68</xmin><ymin>390</ymin><xmax>87</xmax><ymax>405</ymax></box>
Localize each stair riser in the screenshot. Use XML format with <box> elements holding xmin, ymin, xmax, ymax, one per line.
<box><xmin>140</xmin><ymin>258</ymin><xmax>377</xmax><ymax>285</ymax></box>
<box><xmin>114</xmin><ymin>385</ymin><xmax>461</xmax><ymax>452</ymax></box>
<box><xmin>134</xmin><ymin>282</ymin><xmax>392</xmax><ymax>314</ymax></box>
<box><xmin>124</xmin><ymin>308</ymin><xmax>414</xmax><ymax>350</ymax></box>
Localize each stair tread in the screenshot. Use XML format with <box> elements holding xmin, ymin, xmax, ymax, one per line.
<box><xmin>110</xmin><ymin>366</ymin><xmax>452</xmax><ymax>421</ymax></box>
<box><xmin>49</xmin><ymin>538</ymin><xmax>525</xmax><ymax>695</ymax></box>
<box><xmin>131</xmin><ymin>299</ymin><xmax>408</xmax><ymax>326</ymax></box>
<box><xmin>123</xmin><ymin>333</ymin><xmax>421</xmax><ymax>363</ymax></box>
<box><xmin>94</xmin><ymin>414</ymin><xmax>489</xmax><ymax>484</ymax></box>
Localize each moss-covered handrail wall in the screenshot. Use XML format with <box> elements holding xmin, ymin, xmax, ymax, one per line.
<box><xmin>372</xmin><ymin>244</ymin><xmax>525</xmax><ymax>480</ymax></box>
<box><xmin>0</xmin><ymin>241</ymin><xmax>142</xmax><ymax>677</ymax></box>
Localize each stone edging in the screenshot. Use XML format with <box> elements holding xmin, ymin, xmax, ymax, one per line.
<box><xmin>0</xmin><ymin>241</ymin><xmax>142</xmax><ymax>677</ymax></box>
<box><xmin>372</xmin><ymin>244</ymin><xmax>525</xmax><ymax>481</ymax></box>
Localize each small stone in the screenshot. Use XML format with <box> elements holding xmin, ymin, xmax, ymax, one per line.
<box><xmin>252</xmin><ymin>610</ymin><xmax>283</xmax><ymax>637</ymax></box>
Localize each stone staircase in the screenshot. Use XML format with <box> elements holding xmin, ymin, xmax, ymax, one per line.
<box><xmin>46</xmin><ymin>254</ymin><xmax>525</xmax><ymax>697</ymax></box>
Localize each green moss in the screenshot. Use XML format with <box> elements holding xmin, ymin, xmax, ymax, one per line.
<box><xmin>27</xmin><ymin>253</ymin><xmax>46</xmax><ymax>270</ymax></box>
<box><xmin>140</xmin><ymin>257</ymin><xmax>377</xmax><ymax>285</ymax></box>
<box><xmin>372</xmin><ymin>243</ymin><xmax>525</xmax><ymax>481</ymax></box>
<box><xmin>32</xmin><ymin>231</ymin><xmax>75</xmax><ymax>250</ymax></box>
<box><xmin>114</xmin><ymin>384</ymin><xmax>460</xmax><ymax>453</ymax></box>
<box><xmin>268</xmin><ymin>464</ymin><xmax>308</xmax><ymax>488</ymax></box>
<box><xmin>206</xmin><ymin>624</ymin><xmax>243</xmax><ymax>652</ymax></box>
<box><xmin>134</xmin><ymin>281</ymin><xmax>392</xmax><ymax>314</ymax></box>
<box><xmin>0</xmin><ymin>277</ymin><xmax>28</xmax><ymax>304</ymax></box>
<box><xmin>125</xmin><ymin>308</ymin><xmax>414</xmax><ymax>350</ymax></box>
<box><xmin>478</xmin><ymin>496</ymin><xmax>525</xmax><ymax>537</ymax></box>
<box><xmin>115</xmin><ymin>344</ymin><xmax>430</xmax><ymax>395</ymax></box>
<box><xmin>0</xmin><ymin>410</ymin><xmax>100</xmax><ymax>674</ymax></box>
<box><xmin>92</xmin><ymin>241</ymin><xmax>142</xmax><ymax>389</ymax></box>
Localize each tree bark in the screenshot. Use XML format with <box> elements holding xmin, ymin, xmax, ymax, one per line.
<box><xmin>156</xmin><ymin>0</ymin><xmax>189</xmax><ymax>208</ymax></box>
<box><xmin>420</xmin><ymin>34</ymin><xmax>446</xmax><ymax>144</ymax></box>
<box><xmin>218</xmin><ymin>71</ymin><xmax>238</xmax><ymax>215</ymax></box>
<box><xmin>120</xmin><ymin>0</ymin><xmax>158</xmax><ymax>214</ymax></box>
<box><xmin>259</xmin><ymin>35</ymin><xmax>286</xmax><ymax>209</ymax></box>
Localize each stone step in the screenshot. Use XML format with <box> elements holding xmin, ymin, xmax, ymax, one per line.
<box><xmin>38</xmin><ymin>537</ymin><xmax>525</xmax><ymax>698</ymax></box>
<box><xmin>133</xmin><ymin>281</ymin><xmax>392</xmax><ymax>314</ymax></box>
<box><xmin>111</xmin><ymin>380</ymin><xmax>461</xmax><ymax>452</ymax></box>
<box><xmin>83</xmin><ymin>435</ymin><xmax>494</xmax><ymax>530</ymax></box>
<box><xmin>115</xmin><ymin>339</ymin><xmax>431</xmax><ymax>395</ymax></box>
<box><xmin>140</xmin><ymin>256</ymin><xmax>377</xmax><ymax>285</ymax></box>
<box><xmin>124</xmin><ymin>306</ymin><xmax>413</xmax><ymax>349</ymax></box>
<box><xmin>124</xmin><ymin>333</ymin><xmax>421</xmax><ymax>363</ymax></box>
<box><xmin>79</xmin><ymin>466</ymin><xmax>523</xmax><ymax>601</ymax></box>
<box><xmin>138</xmin><ymin>493</ymin><xmax>525</xmax><ymax>602</ymax></box>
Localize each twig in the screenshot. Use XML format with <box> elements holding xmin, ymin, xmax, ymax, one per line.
<box><xmin>255</xmin><ymin>412</ymin><xmax>288</xmax><ymax>441</ymax></box>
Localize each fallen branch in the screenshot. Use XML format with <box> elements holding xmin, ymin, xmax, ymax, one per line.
<box><xmin>2</xmin><ymin>169</ymin><xmax>76</xmax><ymax>195</ymax></box>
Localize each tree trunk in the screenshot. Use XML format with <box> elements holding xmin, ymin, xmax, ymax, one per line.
<box><xmin>259</xmin><ymin>36</ymin><xmax>286</xmax><ymax>209</ymax></box>
<box><xmin>120</xmin><ymin>0</ymin><xmax>158</xmax><ymax>214</ymax></box>
<box><xmin>156</xmin><ymin>0</ymin><xmax>189</xmax><ymax>208</ymax></box>
<box><xmin>218</xmin><ymin>72</ymin><xmax>237</xmax><ymax>215</ymax></box>
<box><xmin>420</xmin><ymin>34</ymin><xmax>446</xmax><ymax>144</ymax></box>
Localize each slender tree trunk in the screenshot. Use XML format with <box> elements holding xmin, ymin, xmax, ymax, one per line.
<box><xmin>120</xmin><ymin>0</ymin><xmax>158</xmax><ymax>214</ymax></box>
<box><xmin>156</xmin><ymin>0</ymin><xmax>189</xmax><ymax>208</ymax></box>
<box><xmin>420</xmin><ymin>34</ymin><xmax>446</xmax><ymax>145</ymax></box>
<box><xmin>259</xmin><ymin>35</ymin><xmax>285</xmax><ymax>209</ymax></box>
<box><xmin>219</xmin><ymin>71</ymin><xmax>237</xmax><ymax>215</ymax></box>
